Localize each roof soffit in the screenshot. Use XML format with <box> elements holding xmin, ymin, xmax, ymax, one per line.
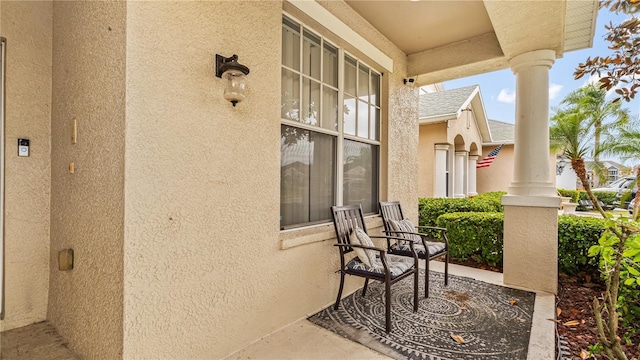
<box><xmin>340</xmin><ymin>0</ymin><xmax>597</xmax><ymax>82</ymax></box>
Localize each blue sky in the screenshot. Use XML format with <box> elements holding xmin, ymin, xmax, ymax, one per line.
<box><xmin>443</xmin><ymin>9</ymin><xmax>640</xmax><ymax>125</ymax></box>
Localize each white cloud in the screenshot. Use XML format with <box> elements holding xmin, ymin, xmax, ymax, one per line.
<box><xmin>497</xmin><ymin>88</ymin><xmax>516</xmax><ymax>104</ymax></box>
<box><xmin>549</xmin><ymin>83</ymin><xmax>563</xmax><ymax>100</ymax></box>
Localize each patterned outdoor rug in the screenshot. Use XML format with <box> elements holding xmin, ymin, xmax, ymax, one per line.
<box><xmin>308</xmin><ymin>271</ymin><xmax>535</xmax><ymax>360</ymax></box>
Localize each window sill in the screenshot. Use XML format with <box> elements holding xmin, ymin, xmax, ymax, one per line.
<box><xmin>280</xmin><ymin>215</ymin><xmax>383</xmax><ymax>250</ymax></box>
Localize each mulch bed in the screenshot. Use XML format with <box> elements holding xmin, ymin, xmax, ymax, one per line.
<box><xmin>448</xmin><ymin>258</ymin><xmax>640</xmax><ymax>360</ymax></box>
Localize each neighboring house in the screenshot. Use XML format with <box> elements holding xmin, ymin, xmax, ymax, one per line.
<box><xmin>584</xmin><ymin>160</ymin><xmax>631</xmax><ymax>188</ymax></box>
<box><xmin>476</xmin><ymin>120</ymin><xmax>516</xmax><ymax>194</ymax></box>
<box><xmin>418</xmin><ymin>85</ymin><xmax>488</xmax><ymax>198</ymax></box>
<box><xmin>556</xmin><ymin>159</ymin><xmax>631</xmax><ymax>190</ymax></box>
<box><xmin>0</xmin><ymin>1</ymin><xmax>597</xmax><ymax>359</ymax></box>
<box><xmin>418</xmin><ymin>85</ymin><xmax>515</xmax><ymax>197</ymax></box>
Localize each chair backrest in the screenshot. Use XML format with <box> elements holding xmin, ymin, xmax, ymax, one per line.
<box><xmin>331</xmin><ymin>205</ymin><xmax>367</xmax><ymax>254</ymax></box>
<box><xmin>379</xmin><ymin>201</ymin><xmax>404</xmax><ymax>234</ymax></box>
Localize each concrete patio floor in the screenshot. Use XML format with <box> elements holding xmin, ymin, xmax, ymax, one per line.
<box><xmin>1</xmin><ymin>263</ymin><xmax>555</xmax><ymax>360</ymax></box>
<box><xmin>226</xmin><ymin>262</ymin><xmax>556</xmax><ymax>360</ymax></box>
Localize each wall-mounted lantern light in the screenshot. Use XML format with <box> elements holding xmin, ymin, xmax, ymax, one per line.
<box><xmin>556</xmin><ymin>156</ymin><xmax>567</xmax><ymax>175</ymax></box>
<box><xmin>215</xmin><ymin>54</ymin><xmax>250</xmax><ymax>107</ymax></box>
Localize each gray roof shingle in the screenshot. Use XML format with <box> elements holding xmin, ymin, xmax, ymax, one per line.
<box><xmin>419</xmin><ymin>85</ymin><xmax>478</xmax><ymax>118</ymax></box>
<box><xmin>488</xmin><ymin>119</ymin><xmax>514</xmax><ymax>142</ymax></box>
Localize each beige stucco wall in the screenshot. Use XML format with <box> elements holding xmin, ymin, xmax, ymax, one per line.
<box><xmin>0</xmin><ymin>1</ymin><xmax>52</xmax><ymax>331</ymax></box>
<box><xmin>477</xmin><ymin>144</ymin><xmax>515</xmax><ymax>194</ymax></box>
<box><xmin>124</xmin><ymin>1</ymin><xmax>417</xmax><ymax>358</ymax></box>
<box><xmin>417</xmin><ymin>111</ymin><xmax>484</xmax><ymax>198</ymax></box>
<box><xmin>503</xmin><ymin>205</ymin><xmax>558</xmax><ymax>294</ymax></box>
<box><xmin>48</xmin><ymin>2</ymin><xmax>126</xmax><ymax>358</ymax></box>
<box><xmin>446</xmin><ymin>112</ymin><xmax>483</xmax><ymax>152</ymax></box>
<box><xmin>418</xmin><ymin>122</ymin><xmax>447</xmax><ymax>198</ymax></box>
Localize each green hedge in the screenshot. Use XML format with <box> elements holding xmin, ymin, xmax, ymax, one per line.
<box><xmin>558</xmin><ymin>189</ymin><xmax>580</xmax><ymax>203</ymax></box>
<box><xmin>436</xmin><ymin>212</ymin><xmax>504</xmax><ymax>266</ymax></box>
<box><xmin>418</xmin><ymin>192</ymin><xmax>505</xmax><ymax>228</ymax></box>
<box><xmin>427</xmin><ymin>209</ymin><xmax>607</xmax><ymax>272</ymax></box>
<box><xmin>576</xmin><ymin>190</ymin><xmax>618</xmax><ymax>210</ymax></box>
<box><xmin>558</xmin><ymin>215</ymin><xmax>608</xmax><ymax>274</ymax></box>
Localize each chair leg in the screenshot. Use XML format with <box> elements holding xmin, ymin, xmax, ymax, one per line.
<box><xmin>444</xmin><ymin>252</ymin><xmax>449</xmax><ymax>286</ymax></box>
<box><xmin>424</xmin><ymin>258</ymin><xmax>430</xmax><ymax>298</ymax></box>
<box><xmin>362</xmin><ymin>278</ymin><xmax>369</xmax><ymax>297</ymax></box>
<box><xmin>334</xmin><ymin>271</ymin><xmax>345</xmax><ymax>310</ymax></box>
<box><xmin>413</xmin><ymin>268</ymin><xmax>419</xmax><ymax>312</ymax></box>
<box><xmin>385</xmin><ymin>280</ymin><xmax>391</xmax><ymax>333</ymax></box>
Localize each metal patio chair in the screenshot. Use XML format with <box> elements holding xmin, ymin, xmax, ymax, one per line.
<box><xmin>331</xmin><ymin>204</ymin><xmax>419</xmax><ymax>333</ymax></box>
<box><xmin>379</xmin><ymin>201</ymin><xmax>449</xmax><ymax>298</ymax></box>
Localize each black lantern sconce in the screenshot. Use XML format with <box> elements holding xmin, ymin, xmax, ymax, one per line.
<box><xmin>556</xmin><ymin>156</ymin><xmax>567</xmax><ymax>175</ymax></box>
<box><xmin>215</xmin><ymin>54</ymin><xmax>250</xmax><ymax>107</ymax></box>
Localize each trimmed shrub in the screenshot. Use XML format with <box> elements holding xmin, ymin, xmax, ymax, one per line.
<box><xmin>436</xmin><ymin>212</ymin><xmax>504</xmax><ymax>266</ymax></box>
<box><xmin>576</xmin><ymin>190</ymin><xmax>618</xmax><ymax>210</ymax></box>
<box><xmin>471</xmin><ymin>191</ymin><xmax>507</xmax><ymax>211</ymax></box>
<box><xmin>419</xmin><ymin>194</ymin><xmax>504</xmax><ymax>228</ymax></box>
<box><xmin>558</xmin><ymin>215</ymin><xmax>608</xmax><ymax>274</ymax></box>
<box><xmin>558</xmin><ymin>188</ymin><xmax>580</xmax><ymax>203</ymax></box>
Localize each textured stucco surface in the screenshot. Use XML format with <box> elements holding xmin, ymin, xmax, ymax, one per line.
<box><xmin>124</xmin><ymin>1</ymin><xmax>418</xmax><ymax>358</ymax></box>
<box><xmin>0</xmin><ymin>1</ymin><xmax>52</xmax><ymax>332</ymax></box>
<box><xmin>418</xmin><ymin>123</ymin><xmax>447</xmax><ymax>198</ymax></box>
<box><xmin>503</xmin><ymin>205</ymin><xmax>558</xmax><ymax>294</ymax></box>
<box><xmin>49</xmin><ymin>2</ymin><xmax>125</xmax><ymax>358</ymax></box>
<box><xmin>476</xmin><ymin>144</ymin><xmax>514</xmax><ymax>194</ymax></box>
<box><xmin>418</xmin><ymin>110</ymin><xmax>484</xmax><ymax>198</ymax></box>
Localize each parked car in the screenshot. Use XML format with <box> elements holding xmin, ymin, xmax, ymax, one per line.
<box><xmin>592</xmin><ymin>176</ymin><xmax>635</xmax><ymax>192</ymax></box>
<box><xmin>617</xmin><ymin>182</ymin><xmax>637</xmax><ymax>210</ymax></box>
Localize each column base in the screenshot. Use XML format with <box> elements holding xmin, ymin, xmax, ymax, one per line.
<box><xmin>508</xmin><ymin>181</ymin><xmax>557</xmax><ymax>197</ymax></box>
<box><xmin>503</xmin><ymin>204</ymin><xmax>558</xmax><ymax>294</ymax></box>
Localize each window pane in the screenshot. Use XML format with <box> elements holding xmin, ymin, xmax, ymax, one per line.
<box><xmin>358</xmin><ymin>64</ymin><xmax>369</xmax><ymax>102</ymax></box>
<box><xmin>370</xmin><ymin>105</ymin><xmax>379</xmax><ymax>141</ymax></box>
<box><xmin>371</xmin><ymin>72</ymin><xmax>380</xmax><ymax>106</ymax></box>
<box><xmin>344</xmin><ymin>95</ymin><xmax>356</xmax><ymax>135</ymax></box>
<box><xmin>302</xmin><ymin>78</ymin><xmax>321</xmax><ymax>126</ymax></box>
<box><xmin>323</xmin><ymin>43</ymin><xmax>338</xmax><ymax>87</ymax></box>
<box><xmin>344</xmin><ymin>55</ymin><xmax>357</xmax><ymax>96</ymax></box>
<box><xmin>357</xmin><ymin>100</ymin><xmax>368</xmax><ymax>138</ymax></box>
<box><xmin>282</xmin><ymin>17</ymin><xmax>300</xmax><ymax>70</ymax></box>
<box><xmin>281</xmin><ymin>125</ymin><xmax>336</xmax><ymax>228</ymax></box>
<box><xmin>343</xmin><ymin>140</ymin><xmax>379</xmax><ymax>214</ymax></box>
<box><xmin>303</xmin><ymin>30</ymin><xmax>321</xmax><ymax>80</ymax></box>
<box><xmin>281</xmin><ymin>68</ymin><xmax>300</xmax><ymax>121</ymax></box>
<box><xmin>322</xmin><ymin>86</ymin><xmax>338</xmax><ymax>131</ymax></box>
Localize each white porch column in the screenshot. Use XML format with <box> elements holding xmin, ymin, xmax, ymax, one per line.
<box><xmin>434</xmin><ymin>144</ymin><xmax>449</xmax><ymax>197</ymax></box>
<box><xmin>502</xmin><ymin>50</ymin><xmax>560</xmax><ymax>294</ymax></box>
<box><xmin>468</xmin><ymin>155</ymin><xmax>478</xmax><ymax>196</ymax></box>
<box><xmin>454</xmin><ymin>151</ymin><xmax>467</xmax><ymax>198</ymax></box>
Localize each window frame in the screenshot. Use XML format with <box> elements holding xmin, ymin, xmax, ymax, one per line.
<box><xmin>280</xmin><ymin>13</ymin><xmax>382</xmax><ymax>230</ymax></box>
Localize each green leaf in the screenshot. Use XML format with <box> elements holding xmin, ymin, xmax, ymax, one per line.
<box><xmin>623</xmin><ymin>248</ymin><xmax>640</xmax><ymax>257</ymax></box>
<box><xmin>624</xmin><ymin>278</ymin><xmax>636</xmax><ymax>286</ymax></box>
<box><xmin>588</xmin><ymin>245</ymin><xmax>601</xmax><ymax>257</ymax></box>
<box><xmin>627</xmin><ymin>266</ymin><xmax>640</xmax><ymax>276</ymax></box>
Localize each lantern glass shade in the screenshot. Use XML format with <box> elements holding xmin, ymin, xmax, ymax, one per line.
<box><xmin>223</xmin><ymin>69</ymin><xmax>247</xmax><ymax>106</ymax></box>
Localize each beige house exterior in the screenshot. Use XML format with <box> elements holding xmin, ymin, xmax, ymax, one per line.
<box><xmin>477</xmin><ymin>121</ymin><xmax>516</xmax><ymax>194</ymax></box>
<box><xmin>0</xmin><ymin>1</ymin><xmax>598</xmax><ymax>359</ymax></box>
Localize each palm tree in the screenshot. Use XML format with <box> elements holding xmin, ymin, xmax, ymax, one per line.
<box><xmin>600</xmin><ymin>119</ymin><xmax>640</xmax><ymax>220</ymax></box>
<box><xmin>559</xmin><ymin>83</ymin><xmax>630</xmax><ymax>182</ymax></box>
<box><xmin>550</xmin><ymin>107</ymin><xmax>607</xmax><ymax>215</ymax></box>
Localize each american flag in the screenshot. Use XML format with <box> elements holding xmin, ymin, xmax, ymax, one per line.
<box><xmin>476</xmin><ymin>144</ymin><xmax>503</xmax><ymax>169</ymax></box>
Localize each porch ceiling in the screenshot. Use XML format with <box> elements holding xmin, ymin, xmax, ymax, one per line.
<box><xmin>344</xmin><ymin>0</ymin><xmax>598</xmax><ymax>84</ymax></box>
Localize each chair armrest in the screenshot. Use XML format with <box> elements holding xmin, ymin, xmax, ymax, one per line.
<box><xmin>368</xmin><ymin>235</ymin><xmax>419</xmax><ymax>262</ymax></box>
<box><xmin>334</xmin><ymin>243</ymin><xmax>385</xmax><ymax>252</ymax></box>
<box><xmin>415</xmin><ymin>225</ymin><xmax>447</xmax><ymax>232</ymax></box>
